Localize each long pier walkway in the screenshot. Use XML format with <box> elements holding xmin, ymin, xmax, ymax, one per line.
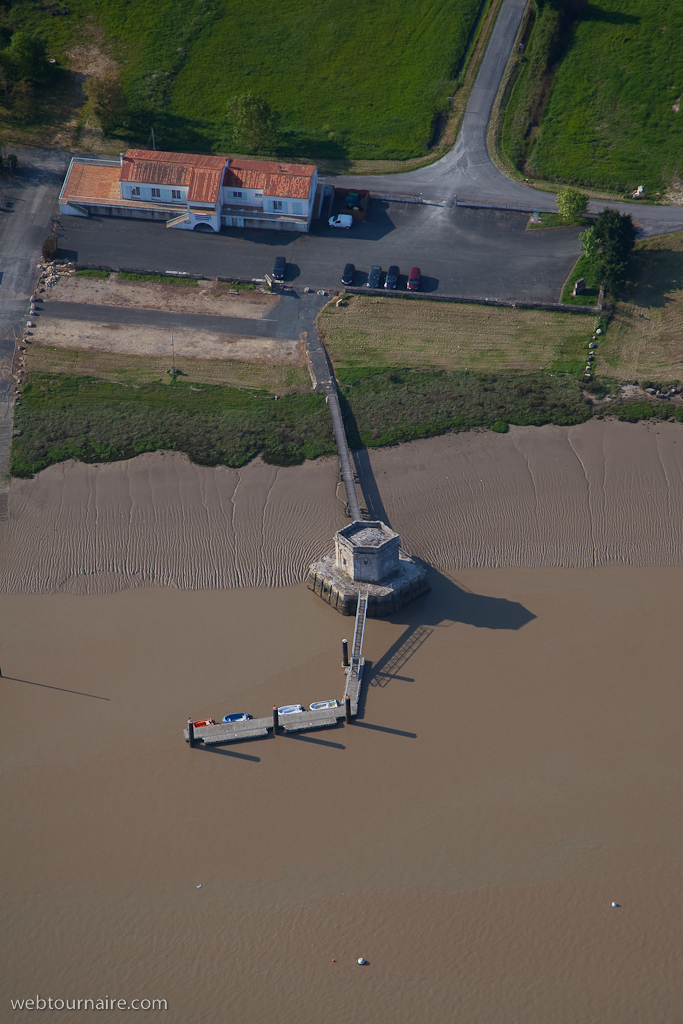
<box><xmin>184</xmin><ymin>586</ymin><xmax>369</xmax><ymax>745</ymax></box>
<box><xmin>302</xmin><ymin>307</ymin><xmax>362</xmax><ymax>523</ymax></box>
<box><xmin>326</xmin><ymin>389</ymin><xmax>362</xmax><ymax>522</ymax></box>
<box><xmin>344</xmin><ymin>589</ymin><xmax>368</xmax><ymax>715</ymax></box>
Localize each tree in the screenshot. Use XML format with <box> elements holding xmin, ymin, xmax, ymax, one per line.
<box><xmin>87</xmin><ymin>70</ymin><xmax>127</xmax><ymax>136</ymax></box>
<box><xmin>7</xmin><ymin>32</ymin><xmax>48</xmax><ymax>85</ymax></box>
<box><xmin>11</xmin><ymin>79</ymin><xmax>34</xmax><ymax>124</ymax></box>
<box><xmin>42</xmin><ymin>235</ymin><xmax>58</xmax><ymax>261</ymax></box>
<box><xmin>585</xmin><ymin>209</ymin><xmax>637</xmax><ymax>293</ymax></box>
<box><xmin>556</xmin><ymin>185</ymin><xmax>588</xmax><ymax>222</ymax></box>
<box><xmin>226</xmin><ymin>93</ymin><xmax>280</xmax><ymax>153</ymax></box>
<box><xmin>579</xmin><ymin>225</ymin><xmax>599</xmax><ymax>260</ymax></box>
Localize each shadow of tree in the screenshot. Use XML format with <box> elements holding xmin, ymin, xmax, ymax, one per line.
<box><xmin>582</xmin><ymin>5</ymin><xmax>640</xmax><ymax>25</ymax></box>
<box><xmin>625</xmin><ymin>250</ymin><xmax>683</xmax><ymax>310</ymax></box>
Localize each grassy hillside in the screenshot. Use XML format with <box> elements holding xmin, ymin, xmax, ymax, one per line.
<box><xmin>531</xmin><ymin>0</ymin><xmax>683</xmax><ymax>196</ymax></box>
<box><xmin>5</xmin><ymin>0</ymin><xmax>481</xmax><ymax>159</ymax></box>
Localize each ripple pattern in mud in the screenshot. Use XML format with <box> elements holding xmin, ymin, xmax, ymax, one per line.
<box><xmin>0</xmin><ymin>451</ymin><xmax>345</xmax><ymax>593</ymax></box>
<box><xmin>368</xmin><ymin>419</ymin><xmax>683</xmax><ymax>569</ymax></box>
<box><xmin>2</xmin><ymin>419</ymin><xmax>682</xmax><ymax>595</ymax></box>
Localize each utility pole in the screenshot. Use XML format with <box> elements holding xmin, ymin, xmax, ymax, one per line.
<box><xmin>171</xmin><ymin>333</ymin><xmax>175</xmax><ymax>375</ymax></box>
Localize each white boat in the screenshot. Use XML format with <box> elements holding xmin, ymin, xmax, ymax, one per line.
<box><xmin>309</xmin><ymin>700</ymin><xmax>338</xmax><ymax>711</ymax></box>
<box><xmin>277</xmin><ymin>704</ymin><xmax>304</xmax><ymax>715</ymax></box>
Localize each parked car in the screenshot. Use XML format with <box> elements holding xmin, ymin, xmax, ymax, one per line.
<box><xmin>407</xmin><ymin>267</ymin><xmax>421</xmax><ymax>291</ymax></box>
<box><xmin>310</xmin><ymin>700</ymin><xmax>338</xmax><ymax>711</ymax></box>
<box><xmin>342</xmin><ymin>263</ymin><xmax>355</xmax><ymax>286</ymax></box>
<box><xmin>367</xmin><ymin>265</ymin><xmax>382</xmax><ymax>289</ymax></box>
<box><xmin>329</xmin><ymin>213</ymin><xmax>353</xmax><ymax>229</ymax></box>
<box><xmin>222</xmin><ymin>713</ymin><xmax>251</xmax><ymax>723</ymax></box>
<box><xmin>384</xmin><ymin>265</ymin><xmax>399</xmax><ymax>289</ymax></box>
<box><xmin>278</xmin><ymin>704</ymin><xmax>304</xmax><ymax>715</ymax></box>
<box><xmin>272</xmin><ymin>256</ymin><xmax>286</xmax><ymax>281</ymax></box>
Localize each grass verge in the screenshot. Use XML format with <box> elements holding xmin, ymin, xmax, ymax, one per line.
<box><xmin>75</xmin><ymin>268</ymin><xmax>111</xmax><ymax>279</ymax></box>
<box><xmin>560</xmin><ymin>255</ymin><xmax>601</xmax><ymax>305</ymax></box>
<box><xmin>118</xmin><ymin>271</ymin><xmax>199</xmax><ymax>286</ymax></box>
<box><xmin>527</xmin><ymin>213</ymin><xmax>592</xmax><ymax>231</ymax></box>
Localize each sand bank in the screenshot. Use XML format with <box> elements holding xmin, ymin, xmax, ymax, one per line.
<box><xmin>3</xmin><ymin>571</ymin><xmax>683</xmax><ymax>1023</ymax></box>
<box><xmin>2</xmin><ymin>418</ymin><xmax>682</xmax><ymax>594</ymax></box>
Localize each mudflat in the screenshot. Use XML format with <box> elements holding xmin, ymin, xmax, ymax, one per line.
<box><xmin>2</xmin><ymin>418</ymin><xmax>682</xmax><ymax>594</ymax></box>
<box><xmin>3</xmin><ymin>568</ymin><xmax>683</xmax><ymax>1023</ymax></box>
<box><xmin>4</xmin><ymin>416</ymin><xmax>683</xmax><ymax>1022</ymax></box>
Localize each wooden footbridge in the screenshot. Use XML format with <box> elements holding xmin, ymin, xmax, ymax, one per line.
<box><xmin>184</xmin><ymin>588</ymin><xmax>368</xmax><ymax>747</ymax></box>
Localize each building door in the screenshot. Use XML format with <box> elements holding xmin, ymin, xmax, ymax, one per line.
<box><xmin>237</xmin><ymin>218</ymin><xmax>244</xmax><ymax>228</ymax></box>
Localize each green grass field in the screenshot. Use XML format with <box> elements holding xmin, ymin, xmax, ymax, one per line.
<box><xmin>8</xmin><ymin>0</ymin><xmax>481</xmax><ymax>159</ymax></box>
<box><xmin>532</xmin><ymin>0</ymin><xmax>683</xmax><ymax>196</ymax></box>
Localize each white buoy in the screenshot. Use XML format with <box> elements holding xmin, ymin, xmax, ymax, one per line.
<box><xmin>357</xmin><ymin>957</ymin><xmax>365</xmax><ymax>965</ymax></box>
<box><xmin>196</xmin><ymin>884</ymin><xmax>202</xmax><ymax>889</ymax></box>
<box><xmin>611</xmin><ymin>901</ymin><xmax>618</xmax><ymax>908</ymax></box>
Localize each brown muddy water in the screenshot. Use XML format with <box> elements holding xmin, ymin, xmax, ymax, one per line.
<box><xmin>3</xmin><ymin>568</ymin><xmax>683</xmax><ymax>1023</ymax></box>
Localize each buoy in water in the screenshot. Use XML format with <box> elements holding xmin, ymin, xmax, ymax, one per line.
<box><xmin>357</xmin><ymin>958</ymin><xmax>366</xmax><ymax>965</ymax></box>
<box><xmin>611</xmin><ymin>902</ymin><xmax>618</xmax><ymax>908</ymax></box>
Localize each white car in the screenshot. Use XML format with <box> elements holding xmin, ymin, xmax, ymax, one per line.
<box><xmin>328</xmin><ymin>214</ymin><xmax>353</xmax><ymax>229</ymax></box>
<box><xmin>310</xmin><ymin>700</ymin><xmax>338</xmax><ymax>711</ymax></box>
<box><xmin>278</xmin><ymin>704</ymin><xmax>304</xmax><ymax>715</ymax></box>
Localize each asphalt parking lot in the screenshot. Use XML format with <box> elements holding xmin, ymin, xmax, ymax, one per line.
<box><xmin>56</xmin><ymin>202</ymin><xmax>583</xmax><ymax>304</ymax></box>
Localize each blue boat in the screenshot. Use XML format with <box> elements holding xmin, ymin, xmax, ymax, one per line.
<box><xmin>222</xmin><ymin>713</ymin><xmax>251</xmax><ymax>723</ymax></box>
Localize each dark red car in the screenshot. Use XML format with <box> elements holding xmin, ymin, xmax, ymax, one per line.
<box><xmin>407</xmin><ymin>267</ymin><xmax>421</xmax><ymax>291</ymax></box>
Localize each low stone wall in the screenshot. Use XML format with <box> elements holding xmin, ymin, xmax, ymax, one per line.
<box><xmin>307</xmin><ymin>551</ymin><xmax>430</xmax><ymax>617</ymax></box>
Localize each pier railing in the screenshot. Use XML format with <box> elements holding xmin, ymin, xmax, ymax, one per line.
<box><xmin>344</xmin><ymin>590</ymin><xmax>368</xmax><ymax>715</ymax></box>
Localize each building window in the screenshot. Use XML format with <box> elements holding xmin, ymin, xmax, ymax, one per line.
<box><xmin>131</xmin><ymin>186</ymin><xmax>141</xmax><ymax>197</ymax></box>
<box><xmin>272</xmin><ymin>200</ymin><xmax>284</xmax><ymax>212</ymax></box>
<box><xmin>254</xmin><ymin>192</ymin><xmax>263</xmax><ymax>198</ymax></box>
<box><xmin>292</xmin><ymin>202</ymin><xmax>302</xmax><ymax>215</ymax></box>
<box><xmin>151</xmin><ymin>188</ymin><xmax>161</xmax><ymax>198</ymax></box>
<box><xmin>232</xmin><ymin>191</ymin><xmax>243</xmax><ymax>198</ymax></box>
<box><xmin>171</xmin><ymin>189</ymin><xmax>181</xmax><ymax>200</ymax></box>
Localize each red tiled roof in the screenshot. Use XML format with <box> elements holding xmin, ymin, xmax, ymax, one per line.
<box><xmin>224</xmin><ymin>159</ymin><xmax>316</xmax><ymax>199</ymax></box>
<box><xmin>120</xmin><ymin>149</ymin><xmax>226</xmax><ymax>204</ymax></box>
<box><xmin>61</xmin><ymin>162</ymin><xmax>122</xmax><ymax>203</ymax></box>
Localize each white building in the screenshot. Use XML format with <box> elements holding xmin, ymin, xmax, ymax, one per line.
<box><xmin>59</xmin><ymin>149</ymin><xmax>319</xmax><ymax>233</ymax></box>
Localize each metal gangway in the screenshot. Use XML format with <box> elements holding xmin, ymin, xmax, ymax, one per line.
<box><xmin>344</xmin><ymin>590</ymin><xmax>368</xmax><ymax>715</ymax></box>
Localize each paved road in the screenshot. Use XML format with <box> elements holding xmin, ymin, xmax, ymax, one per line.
<box><xmin>0</xmin><ymin>147</ymin><xmax>70</xmax><ymax>491</ymax></box>
<box><xmin>43</xmin><ymin>301</ymin><xmax>282</xmax><ymax>337</ymax></box>
<box><xmin>42</xmin><ymin>291</ymin><xmax>329</xmax><ymax>340</ymax></box>
<box><xmin>58</xmin><ymin>202</ymin><xmax>582</xmax><ymax>303</ymax></box>
<box><xmin>334</xmin><ymin>0</ymin><xmax>683</xmax><ymax>237</ymax></box>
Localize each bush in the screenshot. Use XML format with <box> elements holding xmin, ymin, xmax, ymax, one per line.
<box><xmin>616</xmin><ymin>402</ymin><xmax>654</xmax><ymax>422</ymax></box>
<box><xmin>557</xmin><ymin>186</ymin><xmax>588</xmax><ymax>222</ymax></box>
<box><xmin>41</xmin><ymin>236</ymin><xmax>57</xmax><ymax>261</ymax></box>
